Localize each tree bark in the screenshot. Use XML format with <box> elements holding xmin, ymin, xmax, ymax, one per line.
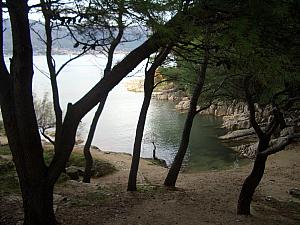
<box><xmin>127</xmin><ymin>48</ymin><xmax>171</xmax><ymax>191</ymax></box>
<box><xmin>164</xmin><ymin>49</ymin><xmax>209</xmax><ymax>187</ymax></box>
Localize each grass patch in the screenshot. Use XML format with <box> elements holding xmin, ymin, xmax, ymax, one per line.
<box><xmin>0</xmin><ymin>145</ymin><xmax>11</xmax><ymax>155</ymax></box>
<box><xmin>0</xmin><ymin>158</ymin><xmax>20</xmax><ymax>194</ymax></box>
<box><xmin>0</xmin><ymin>146</ymin><xmax>117</xmax><ymax>196</ymax></box>
<box><xmin>43</xmin><ymin>149</ymin><xmax>117</xmax><ymax>178</ymax></box>
<box><xmin>136</xmin><ymin>184</ymin><xmax>165</xmax><ymax>194</ymax></box>
<box><xmin>69</xmin><ymin>190</ymin><xmax>111</xmax><ymax>207</ymax></box>
<box><xmin>145</xmin><ymin>158</ymin><xmax>167</xmax><ymax>168</ymax></box>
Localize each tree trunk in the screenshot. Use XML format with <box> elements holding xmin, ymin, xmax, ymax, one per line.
<box><xmin>22</xmin><ymin>182</ymin><xmax>58</xmax><ymax>225</ymax></box>
<box><xmin>237</xmin><ymin>82</ymin><xmax>273</xmax><ymax>215</ymax></box>
<box><xmin>1</xmin><ymin>1</ymin><xmax>58</xmax><ymax>224</ymax></box>
<box><xmin>127</xmin><ymin>91</ymin><xmax>153</xmax><ymax>191</ymax></box>
<box><xmin>127</xmin><ymin>67</ymin><xmax>155</xmax><ymax>191</ymax></box>
<box><xmin>164</xmin><ymin>50</ymin><xmax>209</xmax><ymax>187</ymax></box>
<box><xmin>127</xmin><ymin>48</ymin><xmax>171</xmax><ymax>191</ymax></box>
<box><xmin>237</xmin><ymin>153</ymin><xmax>268</xmax><ymax>214</ymax></box>
<box><xmin>83</xmin><ymin>96</ymin><xmax>107</xmax><ymax>183</ymax></box>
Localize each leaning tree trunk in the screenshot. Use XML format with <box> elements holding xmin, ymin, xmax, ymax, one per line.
<box><xmin>83</xmin><ymin>96</ymin><xmax>107</xmax><ymax>183</ymax></box>
<box><xmin>82</xmin><ymin>15</ymin><xmax>124</xmax><ymax>182</ymax></box>
<box><xmin>164</xmin><ymin>50</ymin><xmax>209</xmax><ymax>187</ymax></box>
<box><xmin>127</xmin><ymin>62</ymin><xmax>156</xmax><ymax>191</ymax></box>
<box><xmin>127</xmin><ymin>48</ymin><xmax>170</xmax><ymax>191</ymax></box>
<box><xmin>237</xmin><ymin>153</ymin><xmax>268</xmax><ymax>214</ymax></box>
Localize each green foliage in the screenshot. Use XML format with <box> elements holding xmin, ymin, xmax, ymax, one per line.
<box><xmin>0</xmin><ymin>157</ymin><xmax>20</xmax><ymax>194</ymax></box>
<box><xmin>43</xmin><ymin>149</ymin><xmax>117</xmax><ymax>177</ymax></box>
<box><xmin>162</xmin><ymin>0</ymin><xmax>300</xmax><ymax>109</ymax></box>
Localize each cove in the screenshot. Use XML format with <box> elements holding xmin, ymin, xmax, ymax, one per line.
<box><xmin>88</xmin><ymin>83</ymin><xmax>245</xmax><ymax>170</ymax></box>
<box><xmin>29</xmin><ymin>54</ymin><xmax>246</xmax><ymax>171</ymax></box>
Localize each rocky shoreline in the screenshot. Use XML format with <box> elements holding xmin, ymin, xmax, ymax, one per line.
<box><xmin>125</xmin><ymin>80</ymin><xmax>300</xmax><ymax>159</ymax></box>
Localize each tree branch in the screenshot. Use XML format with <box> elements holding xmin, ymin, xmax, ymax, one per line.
<box><xmin>258</xmin><ymin>133</ymin><xmax>300</xmax><ymax>157</ymax></box>
<box><xmin>55</xmin><ymin>48</ymin><xmax>90</xmax><ymax>77</ymax></box>
<box><xmin>40</xmin><ymin>129</ymin><xmax>55</xmax><ymax>146</ymax></box>
<box><xmin>244</xmin><ymin>76</ymin><xmax>265</xmax><ymax>140</ymax></box>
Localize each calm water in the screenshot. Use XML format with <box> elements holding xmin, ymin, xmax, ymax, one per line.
<box><xmin>6</xmin><ymin>54</ymin><xmax>243</xmax><ymax>170</ymax></box>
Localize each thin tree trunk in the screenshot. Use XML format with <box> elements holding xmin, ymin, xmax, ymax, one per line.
<box><xmin>82</xmin><ymin>10</ymin><xmax>125</xmax><ymax>182</ymax></box>
<box><xmin>83</xmin><ymin>96</ymin><xmax>107</xmax><ymax>183</ymax></box>
<box><xmin>127</xmin><ymin>90</ymin><xmax>153</xmax><ymax>191</ymax></box>
<box><xmin>164</xmin><ymin>49</ymin><xmax>209</xmax><ymax>187</ymax></box>
<box><xmin>127</xmin><ymin>48</ymin><xmax>171</xmax><ymax>191</ymax></box>
<box><xmin>237</xmin><ymin>153</ymin><xmax>268</xmax><ymax>214</ymax></box>
<box><xmin>40</xmin><ymin>0</ymin><xmax>63</xmax><ymax>143</ymax></box>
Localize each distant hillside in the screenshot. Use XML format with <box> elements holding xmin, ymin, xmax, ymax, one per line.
<box><xmin>3</xmin><ymin>19</ymin><xmax>147</xmax><ymax>55</ymax></box>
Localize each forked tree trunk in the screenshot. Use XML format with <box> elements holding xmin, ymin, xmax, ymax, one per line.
<box><xmin>83</xmin><ymin>96</ymin><xmax>107</xmax><ymax>183</ymax></box>
<box><xmin>237</xmin><ymin>153</ymin><xmax>268</xmax><ymax>214</ymax></box>
<box><xmin>164</xmin><ymin>49</ymin><xmax>209</xmax><ymax>187</ymax></box>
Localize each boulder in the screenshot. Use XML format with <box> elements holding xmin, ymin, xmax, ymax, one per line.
<box><xmin>289</xmin><ymin>188</ymin><xmax>300</xmax><ymax>198</ymax></box>
<box><xmin>175</xmin><ymin>100</ymin><xmax>190</xmax><ymax>110</ymax></box>
<box><xmin>65</xmin><ymin>166</ymin><xmax>84</xmax><ymax>180</ymax></box>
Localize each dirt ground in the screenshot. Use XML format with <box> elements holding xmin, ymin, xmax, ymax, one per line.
<box><xmin>1</xmin><ymin>144</ymin><xmax>299</xmax><ymax>225</ymax></box>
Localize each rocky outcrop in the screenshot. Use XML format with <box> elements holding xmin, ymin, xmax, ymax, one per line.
<box><xmin>153</xmin><ymin>89</ymin><xmax>186</xmax><ymax>101</ymax></box>
<box><xmin>232</xmin><ymin>128</ymin><xmax>300</xmax><ymax>159</ymax></box>
<box><xmin>200</xmin><ymin>101</ymin><xmax>273</xmax><ymax>131</ymax></box>
<box><xmin>174</xmin><ymin>97</ymin><xmax>190</xmax><ymax>110</ymax></box>
<box><xmin>219</xmin><ymin>128</ymin><xmax>256</xmax><ymax>141</ymax></box>
<box><xmin>125</xmin><ymin>79</ymin><xmax>144</xmax><ymax>92</ymax></box>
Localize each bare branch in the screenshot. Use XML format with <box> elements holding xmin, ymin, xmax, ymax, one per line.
<box><xmin>56</xmin><ymin>48</ymin><xmax>90</xmax><ymax>77</ymax></box>
<box><xmin>33</xmin><ymin>63</ymin><xmax>50</xmax><ymax>79</ymax></box>
<box><xmin>40</xmin><ymin>129</ymin><xmax>55</xmax><ymax>146</ymax></box>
